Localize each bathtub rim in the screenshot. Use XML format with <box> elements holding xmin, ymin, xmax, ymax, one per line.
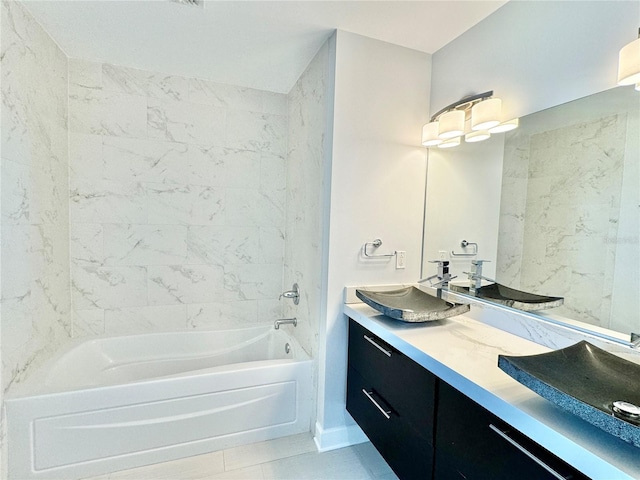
<box><xmin>6</xmin><ymin>324</ymin><xmax>309</xmax><ymax>399</ymax></box>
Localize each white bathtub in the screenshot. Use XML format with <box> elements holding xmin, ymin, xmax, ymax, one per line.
<box><xmin>5</xmin><ymin>326</ymin><xmax>313</xmax><ymax>480</ymax></box>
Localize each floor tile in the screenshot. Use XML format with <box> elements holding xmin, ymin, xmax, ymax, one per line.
<box><xmin>84</xmin><ymin>451</ymin><xmax>225</xmax><ymax>480</ymax></box>
<box><xmin>223</xmin><ymin>432</ymin><xmax>317</xmax><ymax>471</ymax></box>
<box><xmin>205</xmin><ymin>465</ymin><xmax>264</xmax><ymax>480</ymax></box>
<box><xmin>260</xmin><ymin>446</ymin><xmax>374</xmax><ymax>480</ymax></box>
<box><xmin>353</xmin><ymin>442</ymin><xmax>397</xmax><ymax>478</ymax></box>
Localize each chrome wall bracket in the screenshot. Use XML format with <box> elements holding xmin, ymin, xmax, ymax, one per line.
<box><xmin>363</xmin><ymin>239</ymin><xmax>397</xmax><ymax>258</ymax></box>
<box><xmin>451</xmin><ymin>240</ymin><xmax>478</xmax><ymax>257</ymax></box>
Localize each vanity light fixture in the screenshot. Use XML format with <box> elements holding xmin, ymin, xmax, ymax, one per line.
<box><xmin>617</xmin><ymin>28</ymin><xmax>640</xmax><ymax>88</ymax></box>
<box><xmin>421</xmin><ymin>90</ymin><xmax>518</xmax><ymax>149</ymax></box>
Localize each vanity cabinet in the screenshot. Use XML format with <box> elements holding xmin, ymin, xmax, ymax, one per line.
<box><xmin>346</xmin><ymin>319</ymin><xmax>436</xmax><ymax>479</ymax></box>
<box><xmin>347</xmin><ymin>318</ymin><xmax>591</xmax><ymax>480</ymax></box>
<box><xmin>435</xmin><ymin>381</ymin><xmax>589</xmax><ymax>480</ymax></box>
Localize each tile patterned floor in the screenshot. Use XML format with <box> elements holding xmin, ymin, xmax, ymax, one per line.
<box><xmin>84</xmin><ymin>433</ymin><xmax>399</xmax><ymax>480</ymax></box>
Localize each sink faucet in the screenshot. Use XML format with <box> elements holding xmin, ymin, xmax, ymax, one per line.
<box><xmin>463</xmin><ymin>259</ymin><xmax>495</xmax><ymax>295</ymax></box>
<box><xmin>418</xmin><ymin>260</ymin><xmax>456</xmax><ymax>288</ymax></box>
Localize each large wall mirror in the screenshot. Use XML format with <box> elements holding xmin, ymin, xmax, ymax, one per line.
<box><xmin>423</xmin><ymin>86</ymin><xmax>639</xmax><ymax>336</ymax></box>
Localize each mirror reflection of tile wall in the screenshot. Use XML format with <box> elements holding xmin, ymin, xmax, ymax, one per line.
<box><xmin>497</xmin><ymin>88</ymin><xmax>639</xmax><ymax>334</ymax></box>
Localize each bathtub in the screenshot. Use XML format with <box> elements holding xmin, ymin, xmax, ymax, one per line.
<box><xmin>5</xmin><ymin>326</ymin><xmax>312</xmax><ymax>480</ymax></box>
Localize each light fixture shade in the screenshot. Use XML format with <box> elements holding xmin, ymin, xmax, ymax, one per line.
<box><xmin>438</xmin><ymin>137</ymin><xmax>461</xmax><ymax>149</ymax></box>
<box><xmin>421</xmin><ymin>122</ymin><xmax>442</xmax><ymax>147</ymax></box>
<box><xmin>465</xmin><ymin>130</ymin><xmax>491</xmax><ymax>143</ymax></box>
<box><xmin>618</xmin><ymin>37</ymin><xmax>640</xmax><ymax>86</ymax></box>
<box><xmin>438</xmin><ymin>110</ymin><xmax>465</xmax><ymax>139</ymax></box>
<box><xmin>471</xmin><ymin>98</ymin><xmax>502</xmax><ymax>131</ymax></box>
<box><xmin>488</xmin><ymin>118</ymin><xmax>519</xmax><ymax>133</ymax></box>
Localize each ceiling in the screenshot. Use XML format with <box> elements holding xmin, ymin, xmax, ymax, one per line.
<box><xmin>24</xmin><ymin>0</ymin><xmax>508</xmax><ymax>94</ymax></box>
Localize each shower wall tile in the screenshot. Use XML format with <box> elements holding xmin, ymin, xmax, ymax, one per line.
<box><xmin>226</xmin><ymin>110</ymin><xmax>287</xmax><ymax>156</ymax></box>
<box><xmin>147</xmin><ymin>98</ymin><xmax>226</xmax><ymax>145</ymax></box>
<box><xmin>223</xmin><ymin>264</ymin><xmax>284</xmax><ymax>301</ymax></box>
<box><xmin>69</xmin><ymin>86</ymin><xmax>148</xmax><ymax>138</ymax></box>
<box><xmin>102</xmin><ymin>64</ymin><xmax>189</xmax><ymax>102</ymax></box>
<box><xmin>103</xmin><ymin>224</ymin><xmax>188</xmax><ymax>266</ymax></box>
<box><xmin>71</xmin><ymin>180</ymin><xmax>147</xmax><ymax>224</ymax></box>
<box><xmin>72</xmin><ymin>266</ymin><xmax>147</xmax><ymax>310</ymax></box>
<box><xmin>73</xmin><ymin>309</ymin><xmax>106</xmax><ymax>337</ymax></box>
<box><xmin>187</xmin><ymin>226</ymin><xmax>260</xmax><ymax>265</ymax></box>
<box><xmin>283</xmin><ymin>42</ymin><xmax>330</xmax><ymax>358</ymax></box>
<box><xmin>69</xmin><ymin>60</ymin><xmax>288</xmax><ymax>337</ymax></box>
<box><xmin>225</xmin><ymin>189</ymin><xmax>285</xmax><ymax>227</ymax></box>
<box><xmin>104</xmin><ymin>305</ymin><xmax>187</xmax><ymax>335</ymax></box>
<box><xmin>147</xmin><ymin>184</ymin><xmax>225</xmax><ymax>225</ymax></box>
<box><xmin>186</xmin><ymin>301</ymin><xmax>259</xmax><ymax>329</ymax></box>
<box><xmin>148</xmin><ymin>264</ymin><xmax>225</xmax><ymax>305</ymax></box>
<box><xmin>102</xmin><ymin>136</ymin><xmax>190</xmax><ymax>185</ymax></box>
<box><xmin>1</xmin><ymin>0</ymin><xmax>71</xmax><ymax>393</ymax></box>
<box><xmin>68</xmin><ymin>58</ymin><xmax>103</xmax><ymax>89</ymax></box>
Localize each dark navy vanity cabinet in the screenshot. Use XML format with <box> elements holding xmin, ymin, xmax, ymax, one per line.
<box><xmin>435</xmin><ymin>381</ymin><xmax>589</xmax><ymax>480</ymax></box>
<box><xmin>346</xmin><ymin>318</ymin><xmax>590</xmax><ymax>480</ymax></box>
<box><xmin>347</xmin><ymin>319</ymin><xmax>436</xmax><ymax>479</ymax></box>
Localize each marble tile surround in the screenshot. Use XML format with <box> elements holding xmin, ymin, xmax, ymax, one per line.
<box><xmin>497</xmin><ymin>113</ymin><xmax>631</xmax><ymax>330</ymax></box>
<box><xmin>1</xmin><ymin>1</ymin><xmax>71</xmax><ymax>393</ymax></box>
<box><xmin>68</xmin><ymin>59</ymin><xmax>289</xmax><ymax>336</ymax></box>
<box><xmin>283</xmin><ymin>43</ymin><xmax>329</xmax><ymax>359</ymax></box>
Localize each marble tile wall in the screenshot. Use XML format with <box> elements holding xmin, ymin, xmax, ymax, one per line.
<box><xmin>68</xmin><ymin>59</ymin><xmax>289</xmax><ymax>336</ymax></box>
<box><xmin>283</xmin><ymin>43</ymin><xmax>330</xmax><ymax>359</ymax></box>
<box><xmin>498</xmin><ymin>114</ymin><xmax>627</xmax><ymax>328</ymax></box>
<box><xmin>1</xmin><ymin>0</ymin><xmax>71</xmax><ymax>393</ymax></box>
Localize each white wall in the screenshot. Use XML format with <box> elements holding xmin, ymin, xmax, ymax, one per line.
<box><xmin>431</xmin><ymin>1</ymin><xmax>640</xmax><ymax>121</ymax></box>
<box><xmin>315</xmin><ymin>31</ymin><xmax>431</xmax><ymax>449</ymax></box>
<box><xmin>424</xmin><ymin>0</ymin><xmax>640</xmax><ymax>289</ymax></box>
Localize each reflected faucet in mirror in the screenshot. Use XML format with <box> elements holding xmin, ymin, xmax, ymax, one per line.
<box><xmin>418</xmin><ymin>260</ymin><xmax>457</xmax><ymax>288</ymax></box>
<box><xmin>463</xmin><ymin>259</ymin><xmax>496</xmax><ymax>294</ymax></box>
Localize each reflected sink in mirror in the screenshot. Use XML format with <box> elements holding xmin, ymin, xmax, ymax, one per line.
<box><xmin>499</xmin><ymin>341</ymin><xmax>640</xmax><ymax>447</ymax></box>
<box><xmin>355</xmin><ymin>286</ymin><xmax>470</xmax><ymax>323</ymax></box>
<box><xmin>450</xmin><ymin>283</ymin><xmax>563</xmax><ymax>312</ymax></box>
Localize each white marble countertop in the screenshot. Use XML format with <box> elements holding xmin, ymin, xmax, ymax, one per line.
<box><xmin>344</xmin><ymin>302</ymin><xmax>640</xmax><ymax>480</ymax></box>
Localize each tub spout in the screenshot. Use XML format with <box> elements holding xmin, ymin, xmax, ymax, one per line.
<box><xmin>274</xmin><ymin>318</ymin><xmax>297</xmax><ymax>329</ymax></box>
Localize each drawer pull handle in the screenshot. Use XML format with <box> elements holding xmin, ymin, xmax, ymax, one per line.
<box><xmin>489</xmin><ymin>424</ymin><xmax>567</xmax><ymax>480</ymax></box>
<box><xmin>362</xmin><ymin>389</ymin><xmax>391</xmax><ymax>419</ymax></box>
<box><xmin>363</xmin><ymin>335</ymin><xmax>392</xmax><ymax>357</ymax></box>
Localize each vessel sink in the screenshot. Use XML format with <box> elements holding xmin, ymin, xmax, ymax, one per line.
<box><xmin>450</xmin><ymin>283</ymin><xmax>563</xmax><ymax>311</ymax></box>
<box><xmin>499</xmin><ymin>341</ymin><xmax>640</xmax><ymax>447</ymax></box>
<box><xmin>355</xmin><ymin>286</ymin><xmax>470</xmax><ymax>323</ymax></box>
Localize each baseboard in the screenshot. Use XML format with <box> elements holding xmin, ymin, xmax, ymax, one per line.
<box><xmin>313</xmin><ymin>421</ymin><xmax>368</xmax><ymax>452</ymax></box>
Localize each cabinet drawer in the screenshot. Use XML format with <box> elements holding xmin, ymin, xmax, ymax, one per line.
<box><xmin>435</xmin><ymin>381</ymin><xmax>589</xmax><ymax>480</ymax></box>
<box><xmin>348</xmin><ymin>319</ymin><xmax>436</xmax><ymax>440</ymax></box>
<box><xmin>347</xmin><ymin>366</ymin><xmax>434</xmax><ymax>480</ymax></box>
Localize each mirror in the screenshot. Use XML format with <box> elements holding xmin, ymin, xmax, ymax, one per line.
<box><xmin>496</xmin><ymin>87</ymin><xmax>639</xmax><ymax>335</ymax></box>
<box><xmin>423</xmin><ymin>86</ymin><xmax>639</xmax><ymax>336</ymax></box>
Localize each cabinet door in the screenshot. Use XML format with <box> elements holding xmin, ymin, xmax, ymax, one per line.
<box><xmin>348</xmin><ymin>319</ymin><xmax>436</xmax><ymax>440</ymax></box>
<box><xmin>435</xmin><ymin>381</ymin><xmax>589</xmax><ymax>480</ymax></box>
<box><xmin>347</xmin><ymin>365</ymin><xmax>434</xmax><ymax>480</ymax></box>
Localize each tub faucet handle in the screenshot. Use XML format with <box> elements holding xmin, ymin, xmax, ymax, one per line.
<box><xmin>279</xmin><ymin>283</ymin><xmax>300</xmax><ymax>305</ymax></box>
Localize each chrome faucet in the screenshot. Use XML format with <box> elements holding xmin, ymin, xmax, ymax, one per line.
<box><xmin>463</xmin><ymin>259</ymin><xmax>495</xmax><ymax>294</ymax></box>
<box><xmin>279</xmin><ymin>283</ymin><xmax>300</xmax><ymax>305</ymax></box>
<box><xmin>274</xmin><ymin>317</ymin><xmax>297</xmax><ymax>329</ymax></box>
<box><xmin>418</xmin><ymin>260</ymin><xmax>456</xmax><ymax>288</ymax></box>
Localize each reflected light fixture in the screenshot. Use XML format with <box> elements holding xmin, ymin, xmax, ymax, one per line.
<box><xmin>421</xmin><ymin>122</ymin><xmax>442</xmax><ymax>146</ymax></box>
<box><xmin>618</xmin><ymin>28</ymin><xmax>640</xmax><ymax>87</ymax></box>
<box><xmin>421</xmin><ymin>90</ymin><xmax>518</xmax><ymax>149</ymax></box>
